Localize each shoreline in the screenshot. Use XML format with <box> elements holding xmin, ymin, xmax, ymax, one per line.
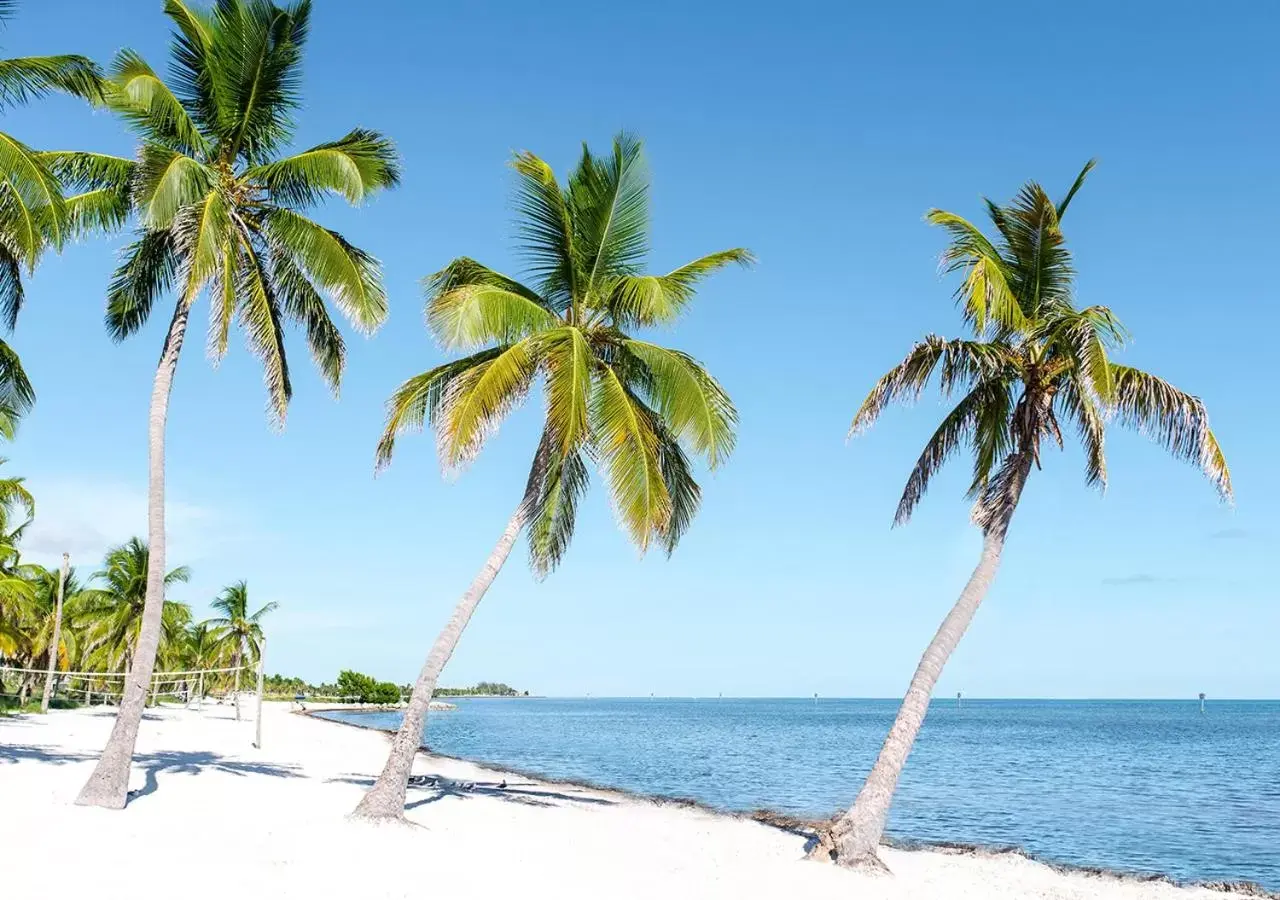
<box><xmin>308</xmin><ymin>707</ymin><xmax>1278</xmax><ymax>899</ymax></box>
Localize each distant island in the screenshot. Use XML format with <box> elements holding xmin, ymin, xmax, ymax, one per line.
<box><xmin>433</xmin><ymin>681</ymin><xmax>528</xmax><ymax>698</ymax></box>
<box><xmin>263</xmin><ymin>673</ymin><xmax>527</xmax><ymax>702</ymax></box>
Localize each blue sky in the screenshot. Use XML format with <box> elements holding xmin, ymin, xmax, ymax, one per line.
<box><xmin>3</xmin><ymin>0</ymin><xmax>1276</xmax><ymax>697</ymax></box>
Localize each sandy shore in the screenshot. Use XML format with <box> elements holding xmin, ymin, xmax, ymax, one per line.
<box><xmin>0</xmin><ymin>703</ymin><xmax>1263</xmax><ymax>899</ymax></box>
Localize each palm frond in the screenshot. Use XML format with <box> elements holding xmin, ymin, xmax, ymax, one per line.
<box><xmin>106</xmin><ymin>229</ymin><xmax>178</xmax><ymax>341</ymax></box>
<box><xmin>235</xmin><ymin>232</ymin><xmax>291</xmax><ymax>425</ymax></box>
<box><xmin>374</xmin><ymin>348</ymin><xmax>502</xmax><ymax>471</ymax></box>
<box><xmin>622</xmin><ymin>339</ymin><xmax>736</xmax><ymax>468</ymax></box>
<box><xmin>218</xmin><ymin>0</ymin><xmax>310</xmax><ymax>162</ymax></box>
<box><xmin>0</xmin><ymin>337</ymin><xmax>34</xmax><ymax>424</ymax></box>
<box><xmin>850</xmin><ymin>336</ymin><xmax>1010</xmax><ymax>436</ymax></box>
<box><xmin>0</xmin><ymin>130</ymin><xmax>65</xmax><ymax>255</ymax></box>
<box><xmin>894</xmin><ymin>380</ymin><xmax>1006</xmax><ymax>526</ymax></box>
<box><xmin>570</xmin><ymin>133</ymin><xmax>649</xmax><ymax>307</ymax></box>
<box><xmin>436</xmin><ymin>337</ymin><xmax>542</xmax><ymax>470</ymax></box>
<box><xmin>541</xmin><ymin>327</ymin><xmax>591</xmax><ymax>456</ymax></box>
<box><xmin>271</xmin><ymin>246</ymin><xmax>343</xmax><ymax>394</ymax></box>
<box><xmin>1056</xmin><ymin>159</ymin><xmax>1096</xmax><ymax>220</ymax></box>
<box><xmin>1058</xmin><ymin>373</ymin><xmax>1107</xmax><ymax>490</ymax></box>
<box><xmin>104</xmin><ymin>49</ymin><xmax>207</xmax><ymax>154</ymax></box>
<box><xmin>0</xmin><ymin>54</ymin><xmax>104</xmax><ymax>108</ymax></box>
<box><xmin>247</xmin><ymin>128</ymin><xmax>399</xmax><ymax>207</ymax></box>
<box><xmin>653</xmin><ymin>416</ymin><xmax>701</xmax><ymax>555</ymax></box>
<box><xmin>134</xmin><ymin>143</ymin><xmax>214</xmax><ymax>229</ymax></box>
<box><xmin>424</xmin><ymin>258</ymin><xmax>558</xmax><ymax>351</ymax></box>
<box><xmin>524</xmin><ymin>429</ymin><xmax>590</xmax><ymax>577</ymax></box>
<box><xmin>927</xmin><ymin>210</ymin><xmax>1027</xmax><ymax>336</ymax></box>
<box><xmin>1110</xmin><ymin>364</ymin><xmax>1232</xmax><ymax>500</ymax></box>
<box><xmin>604</xmin><ymin>248</ymin><xmax>753</xmax><ymax>327</ymax></box>
<box><xmin>261</xmin><ymin>207</ymin><xmax>386</xmax><ymax>334</ymax></box>
<box><xmin>589</xmin><ymin>365</ymin><xmax>669</xmax><ymax>550</ymax></box>
<box><xmin>511</xmin><ymin>150</ymin><xmax>575</xmax><ymax>310</ymax></box>
<box><xmin>0</xmin><ymin>242</ymin><xmax>24</xmax><ymax>335</ymax></box>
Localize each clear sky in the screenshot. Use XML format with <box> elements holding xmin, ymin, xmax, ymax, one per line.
<box><xmin>3</xmin><ymin>1</ymin><xmax>1276</xmax><ymax>698</ymax></box>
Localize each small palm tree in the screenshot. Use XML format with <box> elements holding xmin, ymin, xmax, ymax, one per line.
<box><xmin>353</xmin><ymin>133</ymin><xmax>749</xmax><ymax>820</ymax></box>
<box><xmin>821</xmin><ymin>164</ymin><xmax>1232</xmax><ymax>869</ymax></box>
<box><xmin>77</xmin><ymin>0</ymin><xmax>398</xmax><ymax>810</ymax></box>
<box><xmin>0</xmin><ymin>0</ymin><xmax>117</xmax><ymax>435</ymax></box>
<box><xmin>73</xmin><ymin>538</ymin><xmax>190</xmax><ymax>674</ymax></box>
<box><xmin>207</xmin><ymin>580</ymin><xmax>275</xmax><ymax>714</ymax></box>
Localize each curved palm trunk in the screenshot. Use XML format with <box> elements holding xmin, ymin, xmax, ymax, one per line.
<box><xmin>39</xmin><ymin>554</ymin><xmax>70</xmax><ymax>714</ymax></box>
<box><xmin>351</xmin><ymin>504</ymin><xmax>527</xmax><ymax>820</ymax></box>
<box><xmin>819</xmin><ymin>455</ymin><xmax>1032</xmax><ymax>869</ymax></box>
<box><xmin>77</xmin><ymin>303</ymin><xmax>190</xmax><ymax>809</ymax></box>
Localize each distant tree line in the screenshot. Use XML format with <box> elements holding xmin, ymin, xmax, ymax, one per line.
<box><xmin>263</xmin><ymin>672</ymin><xmax>524</xmax><ymax>703</ymax></box>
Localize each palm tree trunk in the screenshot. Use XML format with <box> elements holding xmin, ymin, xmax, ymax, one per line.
<box><xmin>39</xmin><ymin>553</ymin><xmax>70</xmax><ymax>714</ymax></box>
<box><xmin>76</xmin><ymin>302</ymin><xmax>191</xmax><ymax>809</ymax></box>
<box><xmin>818</xmin><ymin>454</ymin><xmax>1032</xmax><ymax>869</ymax></box>
<box><xmin>351</xmin><ymin>503</ymin><xmax>527</xmax><ymax>820</ymax></box>
<box><xmin>233</xmin><ymin>643</ymin><xmax>242</xmax><ymax>721</ymax></box>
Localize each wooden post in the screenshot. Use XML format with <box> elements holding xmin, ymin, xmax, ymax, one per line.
<box><xmin>40</xmin><ymin>553</ymin><xmax>70</xmax><ymax>714</ymax></box>
<box><xmin>253</xmin><ymin>639</ymin><xmax>266</xmax><ymax>749</ymax></box>
<box><xmin>197</xmin><ymin>671</ymin><xmax>204</xmax><ymax>712</ymax></box>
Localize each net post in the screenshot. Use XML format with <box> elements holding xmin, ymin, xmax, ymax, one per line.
<box><xmin>39</xmin><ymin>553</ymin><xmax>70</xmax><ymax>714</ymax></box>
<box><xmin>253</xmin><ymin>639</ymin><xmax>266</xmax><ymax>749</ymax></box>
<box><xmin>234</xmin><ymin>663</ymin><xmax>242</xmax><ymax>721</ymax></box>
<box><xmin>197</xmin><ymin>670</ymin><xmax>204</xmax><ymax>712</ymax></box>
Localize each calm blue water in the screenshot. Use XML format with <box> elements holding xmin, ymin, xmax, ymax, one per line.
<box><xmin>320</xmin><ymin>699</ymin><xmax>1280</xmax><ymax>888</ymax></box>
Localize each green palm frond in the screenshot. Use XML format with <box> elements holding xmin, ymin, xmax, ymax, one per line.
<box><xmin>928</xmin><ymin>210</ymin><xmax>1027</xmax><ymax>337</ymax></box>
<box><xmin>605</xmin><ymin>248</ymin><xmax>753</xmax><ymax>327</ymax></box>
<box><xmin>1056</xmin><ymin>159</ymin><xmax>1096</xmax><ymax>220</ymax></box>
<box><xmin>524</xmin><ymin>430</ymin><xmax>590</xmax><ymax>577</ymax></box>
<box><xmin>424</xmin><ymin>259</ymin><xmax>558</xmax><ymax>351</ymax></box>
<box><xmin>245</xmin><ymin>128</ymin><xmax>399</xmax><ymax>207</ymax></box>
<box><xmin>0</xmin><ymin>129</ymin><xmax>65</xmax><ymax>256</ymax></box>
<box><xmin>374</xmin><ymin>349</ymin><xmax>502</xmax><ymax>471</ymax></box>
<box><xmin>542</xmin><ymin>327</ymin><xmax>591</xmax><ymax>455</ymax></box>
<box><xmin>134</xmin><ymin>143</ymin><xmax>214</xmax><ymax>229</ymax></box>
<box><xmin>236</xmin><ymin>234</ymin><xmax>291</xmax><ymax>424</ymax></box>
<box><xmin>105</xmin><ymin>49</ymin><xmax>207</xmax><ymax>154</ymax></box>
<box><xmin>590</xmin><ymin>366</ymin><xmax>670</xmax><ymax>550</ymax></box>
<box><xmin>623</xmin><ymin>340</ymin><xmax>736</xmax><ymax>468</ymax></box>
<box><xmin>511</xmin><ymin>150</ymin><xmax>576</xmax><ymax>310</ymax></box>
<box><xmin>0</xmin><ymin>338</ymin><xmax>34</xmax><ymax>425</ymax></box>
<box><xmin>570</xmin><ymin>134</ymin><xmax>649</xmax><ymax>308</ymax></box>
<box><xmin>270</xmin><ymin>246</ymin><xmax>343</xmax><ymax>393</ymax></box>
<box><xmin>436</xmin><ymin>337</ymin><xmax>542</xmax><ymax>470</ymax></box>
<box><xmin>106</xmin><ymin>229</ymin><xmax>178</xmax><ymax>341</ymax></box>
<box><xmin>261</xmin><ymin>208</ymin><xmax>387</xmax><ymax>334</ymax></box>
<box><xmin>0</xmin><ymin>54</ymin><xmax>104</xmax><ymax>108</ymax></box>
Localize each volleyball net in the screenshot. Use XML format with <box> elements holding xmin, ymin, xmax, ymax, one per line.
<box><xmin>0</xmin><ymin>664</ymin><xmax>253</xmax><ymax>710</ymax></box>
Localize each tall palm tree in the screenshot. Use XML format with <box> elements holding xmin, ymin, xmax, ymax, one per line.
<box><xmin>206</xmin><ymin>580</ymin><xmax>274</xmax><ymax>715</ymax></box>
<box><xmin>353</xmin><ymin>133</ymin><xmax>749</xmax><ymax>820</ymax></box>
<box><xmin>73</xmin><ymin>538</ymin><xmax>190</xmax><ymax>675</ymax></box>
<box><xmin>0</xmin><ymin>0</ymin><xmax>115</xmax><ymax>435</ymax></box>
<box><xmin>76</xmin><ymin>0</ymin><xmax>398</xmax><ymax>810</ymax></box>
<box><xmin>820</xmin><ymin>164</ymin><xmax>1232</xmax><ymax>869</ymax></box>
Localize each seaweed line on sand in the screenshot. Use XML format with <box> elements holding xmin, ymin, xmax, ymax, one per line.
<box><xmin>308</xmin><ymin>709</ymin><xmax>1277</xmax><ymax>899</ymax></box>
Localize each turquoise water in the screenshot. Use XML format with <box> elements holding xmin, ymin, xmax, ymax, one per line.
<box><xmin>320</xmin><ymin>698</ymin><xmax>1279</xmax><ymax>888</ymax></box>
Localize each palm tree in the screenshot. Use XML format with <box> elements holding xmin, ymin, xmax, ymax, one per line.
<box><xmin>352</xmin><ymin>133</ymin><xmax>749</xmax><ymax>820</ymax></box>
<box><xmin>76</xmin><ymin>0</ymin><xmax>398</xmax><ymax>810</ymax></box>
<box><xmin>820</xmin><ymin>164</ymin><xmax>1232</xmax><ymax>869</ymax></box>
<box><xmin>0</xmin><ymin>0</ymin><xmax>116</xmax><ymax>436</ymax></box>
<box><xmin>73</xmin><ymin>538</ymin><xmax>190</xmax><ymax>677</ymax></box>
<box><xmin>206</xmin><ymin>580</ymin><xmax>275</xmax><ymax>717</ymax></box>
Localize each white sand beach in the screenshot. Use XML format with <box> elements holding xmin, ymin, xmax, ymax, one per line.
<box><xmin>0</xmin><ymin>703</ymin><xmax>1260</xmax><ymax>900</ymax></box>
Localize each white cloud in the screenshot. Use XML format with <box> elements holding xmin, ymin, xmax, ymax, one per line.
<box><xmin>20</xmin><ymin>475</ymin><xmax>254</xmax><ymax>570</ymax></box>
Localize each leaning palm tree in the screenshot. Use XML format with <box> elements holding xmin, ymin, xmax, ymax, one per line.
<box><xmin>819</xmin><ymin>163</ymin><xmax>1232</xmax><ymax>869</ymax></box>
<box><xmin>0</xmin><ymin>0</ymin><xmax>110</xmax><ymax>436</ymax></box>
<box><xmin>353</xmin><ymin>133</ymin><xmax>749</xmax><ymax>820</ymax></box>
<box><xmin>76</xmin><ymin>0</ymin><xmax>398</xmax><ymax>809</ymax></box>
<box><xmin>206</xmin><ymin>580</ymin><xmax>275</xmax><ymax>716</ymax></box>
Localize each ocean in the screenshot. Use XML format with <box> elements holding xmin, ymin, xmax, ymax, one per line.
<box><xmin>318</xmin><ymin>698</ymin><xmax>1279</xmax><ymax>889</ymax></box>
